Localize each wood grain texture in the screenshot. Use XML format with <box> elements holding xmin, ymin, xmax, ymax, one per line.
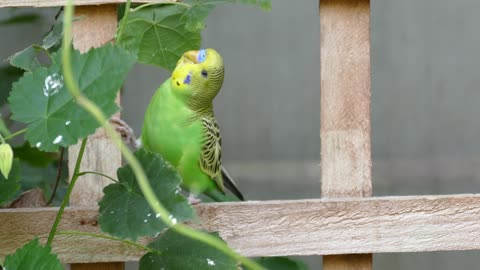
<box><xmin>0</xmin><ymin>0</ymin><xmax>172</xmax><ymax>8</ymax></box>
<box><xmin>323</xmin><ymin>255</ymin><xmax>372</xmax><ymax>270</ymax></box>
<box><xmin>68</xmin><ymin>5</ymin><xmax>123</xmax><ymax>270</ymax></box>
<box><xmin>320</xmin><ymin>0</ymin><xmax>372</xmax><ymax>198</ymax></box>
<box><xmin>320</xmin><ymin>0</ymin><xmax>372</xmax><ymax>268</ymax></box>
<box><xmin>2</xmin><ymin>195</ymin><xmax>480</xmax><ymax>262</ymax></box>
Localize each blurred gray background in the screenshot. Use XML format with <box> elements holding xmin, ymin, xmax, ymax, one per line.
<box><xmin>2</xmin><ymin>0</ymin><xmax>480</xmax><ymax>268</ymax></box>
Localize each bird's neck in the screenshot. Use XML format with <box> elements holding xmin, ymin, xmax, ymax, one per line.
<box><xmin>191</xmin><ymin>104</ymin><xmax>214</xmax><ymax>117</ymax></box>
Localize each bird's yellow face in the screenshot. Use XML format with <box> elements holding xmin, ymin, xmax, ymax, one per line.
<box><xmin>171</xmin><ymin>49</ymin><xmax>224</xmax><ymax>101</ymax></box>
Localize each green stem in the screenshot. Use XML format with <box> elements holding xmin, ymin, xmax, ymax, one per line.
<box><xmin>3</xmin><ymin>128</ymin><xmax>27</xmax><ymax>141</ymax></box>
<box><xmin>58</xmin><ymin>230</ymin><xmax>157</xmax><ymax>254</ymax></box>
<box><xmin>46</xmin><ymin>138</ymin><xmax>87</xmax><ymax>246</ymax></box>
<box><xmin>130</xmin><ymin>1</ymin><xmax>190</xmax><ymax>13</ymax></box>
<box><xmin>62</xmin><ymin>2</ymin><xmax>264</xmax><ymax>270</ymax></box>
<box><xmin>77</xmin><ymin>171</ymin><xmax>118</xmax><ymax>183</ymax></box>
<box><xmin>0</xmin><ymin>134</ymin><xmax>4</xmax><ymax>144</ymax></box>
<box><xmin>116</xmin><ymin>0</ymin><xmax>132</xmax><ymax>42</ymax></box>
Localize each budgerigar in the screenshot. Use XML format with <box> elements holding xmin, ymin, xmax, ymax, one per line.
<box><xmin>141</xmin><ymin>48</ymin><xmax>244</xmax><ymax>202</ymax></box>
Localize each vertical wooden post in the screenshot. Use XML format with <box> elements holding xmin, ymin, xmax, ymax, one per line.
<box><xmin>320</xmin><ymin>0</ymin><xmax>372</xmax><ymax>269</ymax></box>
<box><xmin>68</xmin><ymin>5</ymin><xmax>124</xmax><ymax>270</ymax></box>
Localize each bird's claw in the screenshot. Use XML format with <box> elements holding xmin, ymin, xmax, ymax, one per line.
<box><xmin>187</xmin><ymin>193</ymin><xmax>202</xmax><ymax>205</ymax></box>
<box><xmin>109</xmin><ymin>117</ymin><xmax>140</xmax><ymax>150</ymax></box>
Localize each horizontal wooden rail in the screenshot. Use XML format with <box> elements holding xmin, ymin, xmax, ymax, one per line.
<box><xmin>2</xmin><ymin>194</ymin><xmax>480</xmax><ymax>263</ymax></box>
<box><xmin>0</xmin><ymin>0</ymin><xmax>172</xmax><ymax>8</ymax></box>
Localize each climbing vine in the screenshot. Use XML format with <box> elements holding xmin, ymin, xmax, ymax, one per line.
<box><xmin>0</xmin><ymin>1</ymin><xmax>308</xmax><ymax>269</ymax></box>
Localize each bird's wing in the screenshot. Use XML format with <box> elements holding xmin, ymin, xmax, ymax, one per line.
<box><xmin>199</xmin><ymin>114</ymin><xmax>224</xmax><ymax>192</ymax></box>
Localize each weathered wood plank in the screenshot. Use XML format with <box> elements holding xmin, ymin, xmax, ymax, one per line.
<box><xmin>0</xmin><ymin>0</ymin><xmax>172</xmax><ymax>8</ymax></box>
<box><xmin>320</xmin><ymin>0</ymin><xmax>372</xmax><ymax>268</ymax></box>
<box><xmin>2</xmin><ymin>195</ymin><xmax>480</xmax><ymax>262</ymax></box>
<box><xmin>320</xmin><ymin>0</ymin><xmax>372</xmax><ymax>198</ymax></box>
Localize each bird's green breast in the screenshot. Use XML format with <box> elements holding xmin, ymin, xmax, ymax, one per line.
<box><xmin>141</xmin><ymin>79</ymin><xmax>203</xmax><ymax>167</ymax></box>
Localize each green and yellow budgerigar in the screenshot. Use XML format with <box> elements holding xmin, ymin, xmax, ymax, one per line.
<box><xmin>141</xmin><ymin>48</ymin><xmax>244</xmax><ymax>202</ymax></box>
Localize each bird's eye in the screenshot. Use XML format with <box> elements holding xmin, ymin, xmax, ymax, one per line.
<box><xmin>201</xmin><ymin>70</ymin><xmax>208</xmax><ymax>78</ymax></box>
<box><xmin>197</xmin><ymin>49</ymin><xmax>207</xmax><ymax>63</ymax></box>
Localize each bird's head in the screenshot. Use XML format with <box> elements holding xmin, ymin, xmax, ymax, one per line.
<box><xmin>171</xmin><ymin>48</ymin><xmax>224</xmax><ymax>109</ymax></box>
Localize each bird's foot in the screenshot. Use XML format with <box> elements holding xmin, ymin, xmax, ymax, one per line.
<box><xmin>109</xmin><ymin>116</ymin><xmax>140</xmax><ymax>150</ymax></box>
<box><xmin>187</xmin><ymin>193</ymin><xmax>202</xmax><ymax>205</ymax></box>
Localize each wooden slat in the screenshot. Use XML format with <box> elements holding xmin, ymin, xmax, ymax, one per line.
<box><xmin>2</xmin><ymin>195</ymin><xmax>480</xmax><ymax>262</ymax></box>
<box><xmin>320</xmin><ymin>0</ymin><xmax>372</xmax><ymax>198</ymax></box>
<box><xmin>68</xmin><ymin>5</ymin><xmax>122</xmax><ymax>270</ymax></box>
<box><xmin>0</xmin><ymin>0</ymin><xmax>172</xmax><ymax>8</ymax></box>
<box><xmin>320</xmin><ymin>0</ymin><xmax>372</xmax><ymax>268</ymax></box>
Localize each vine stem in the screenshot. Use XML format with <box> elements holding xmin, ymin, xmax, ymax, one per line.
<box><xmin>62</xmin><ymin>2</ymin><xmax>264</xmax><ymax>270</ymax></box>
<box><xmin>3</xmin><ymin>128</ymin><xmax>27</xmax><ymax>141</ymax></box>
<box><xmin>46</xmin><ymin>138</ymin><xmax>87</xmax><ymax>246</ymax></box>
<box><xmin>47</xmin><ymin>147</ymin><xmax>65</xmax><ymax>206</ymax></box>
<box><xmin>76</xmin><ymin>171</ymin><xmax>118</xmax><ymax>183</ymax></box>
<box><xmin>57</xmin><ymin>231</ymin><xmax>157</xmax><ymax>254</ymax></box>
<box><xmin>115</xmin><ymin>0</ymin><xmax>131</xmax><ymax>41</ymax></box>
<box><xmin>130</xmin><ymin>1</ymin><xmax>191</xmax><ymax>13</ymax></box>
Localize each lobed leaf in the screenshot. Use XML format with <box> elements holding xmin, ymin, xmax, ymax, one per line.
<box><xmin>140</xmin><ymin>229</ymin><xmax>238</xmax><ymax>270</ymax></box>
<box><xmin>99</xmin><ymin>149</ymin><xmax>195</xmax><ymax>241</ymax></box>
<box><xmin>9</xmin><ymin>45</ymin><xmax>136</xmax><ymax>152</ymax></box>
<box><xmin>117</xmin><ymin>4</ymin><xmax>201</xmax><ymax>71</ymax></box>
<box><xmin>2</xmin><ymin>238</ymin><xmax>63</xmax><ymax>270</ymax></box>
<box><xmin>8</xmin><ymin>45</ymin><xmax>43</xmax><ymax>72</ymax></box>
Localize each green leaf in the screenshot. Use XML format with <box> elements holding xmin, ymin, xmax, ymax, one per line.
<box><xmin>181</xmin><ymin>1</ymin><xmax>216</xmax><ymax>31</ymax></box>
<box><xmin>140</xmin><ymin>229</ymin><xmax>238</xmax><ymax>270</ymax></box>
<box><xmin>42</xmin><ymin>19</ymin><xmax>63</xmax><ymax>51</ymax></box>
<box><xmin>181</xmin><ymin>0</ymin><xmax>271</xmax><ymax>31</ymax></box>
<box><xmin>99</xmin><ymin>149</ymin><xmax>195</xmax><ymax>241</ymax></box>
<box><xmin>255</xmin><ymin>257</ymin><xmax>309</xmax><ymax>270</ymax></box>
<box><xmin>117</xmin><ymin>5</ymin><xmax>201</xmax><ymax>71</ymax></box>
<box><xmin>8</xmin><ymin>45</ymin><xmax>44</xmax><ymax>72</ymax></box>
<box><xmin>8</xmin><ymin>18</ymin><xmax>63</xmax><ymax>72</ymax></box>
<box><xmin>0</xmin><ymin>159</ymin><xmax>21</xmax><ymax>206</ymax></box>
<box><xmin>9</xmin><ymin>45</ymin><xmax>136</xmax><ymax>152</ymax></box>
<box><xmin>13</xmin><ymin>143</ymin><xmax>58</xmax><ymax>167</ymax></box>
<box><xmin>3</xmin><ymin>238</ymin><xmax>63</xmax><ymax>270</ymax></box>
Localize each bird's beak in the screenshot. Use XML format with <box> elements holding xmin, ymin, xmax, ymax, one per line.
<box><xmin>183</xmin><ymin>50</ymin><xmax>199</xmax><ymax>64</ymax></box>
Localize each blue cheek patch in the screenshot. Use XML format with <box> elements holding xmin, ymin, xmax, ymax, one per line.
<box><xmin>183</xmin><ymin>73</ymin><xmax>192</xmax><ymax>84</ymax></box>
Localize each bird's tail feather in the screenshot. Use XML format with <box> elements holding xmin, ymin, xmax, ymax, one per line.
<box><xmin>221</xmin><ymin>166</ymin><xmax>245</xmax><ymax>201</ymax></box>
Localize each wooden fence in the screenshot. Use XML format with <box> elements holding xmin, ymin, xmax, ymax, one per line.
<box><xmin>1</xmin><ymin>1</ymin><xmax>477</xmax><ymax>270</ymax></box>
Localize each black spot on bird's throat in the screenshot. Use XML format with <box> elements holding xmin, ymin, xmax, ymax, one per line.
<box><xmin>201</xmin><ymin>70</ymin><xmax>208</xmax><ymax>78</ymax></box>
<box><xmin>176</xmin><ymin>81</ymin><xmax>180</xmax><ymax>86</ymax></box>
